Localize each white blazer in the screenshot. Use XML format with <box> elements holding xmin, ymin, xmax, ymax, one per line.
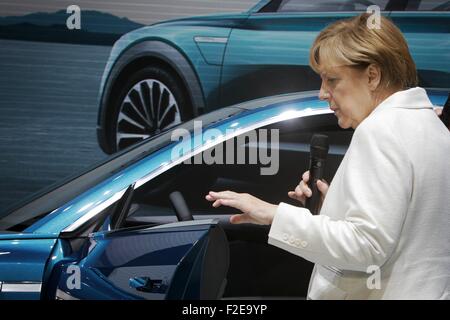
<box><xmin>268</xmin><ymin>87</ymin><xmax>450</xmax><ymax>299</ymax></box>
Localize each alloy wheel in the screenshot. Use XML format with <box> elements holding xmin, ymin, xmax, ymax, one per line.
<box><xmin>116</xmin><ymin>79</ymin><xmax>182</xmax><ymax>150</ymax></box>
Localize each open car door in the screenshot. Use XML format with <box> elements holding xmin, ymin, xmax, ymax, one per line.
<box><xmin>43</xmin><ymin>185</ymin><xmax>229</xmax><ymax>300</ymax></box>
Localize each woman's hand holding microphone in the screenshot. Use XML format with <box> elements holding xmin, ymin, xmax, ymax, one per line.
<box><xmin>288</xmin><ymin>170</ymin><xmax>329</xmax><ymax>208</ymax></box>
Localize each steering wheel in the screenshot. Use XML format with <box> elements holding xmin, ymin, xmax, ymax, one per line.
<box><xmin>169</xmin><ymin>191</ymin><xmax>193</xmax><ymax>222</ymax></box>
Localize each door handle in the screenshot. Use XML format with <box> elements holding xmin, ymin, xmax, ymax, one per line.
<box><xmin>129</xmin><ymin>277</ymin><xmax>167</xmax><ymax>293</ymax></box>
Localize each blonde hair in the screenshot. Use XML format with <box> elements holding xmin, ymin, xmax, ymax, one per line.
<box><xmin>310</xmin><ymin>13</ymin><xmax>418</xmax><ymax>90</ymax></box>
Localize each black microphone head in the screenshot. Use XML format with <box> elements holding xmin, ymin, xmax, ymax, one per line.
<box><xmin>310</xmin><ymin>134</ymin><xmax>329</xmax><ymax>159</ymax></box>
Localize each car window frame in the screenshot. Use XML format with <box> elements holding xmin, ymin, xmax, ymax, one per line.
<box><xmin>257</xmin><ymin>0</ymin><xmax>393</xmax><ymax>13</ymax></box>
<box><xmin>255</xmin><ymin>0</ymin><xmax>450</xmax><ymax>13</ymax></box>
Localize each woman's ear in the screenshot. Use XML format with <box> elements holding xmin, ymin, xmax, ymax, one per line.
<box><xmin>366</xmin><ymin>64</ymin><xmax>382</xmax><ymax>91</ymax></box>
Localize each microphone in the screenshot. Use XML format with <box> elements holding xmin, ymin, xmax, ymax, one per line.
<box><xmin>440</xmin><ymin>95</ymin><xmax>449</xmax><ymax>130</ymax></box>
<box><xmin>305</xmin><ymin>134</ymin><xmax>329</xmax><ymax>215</ymax></box>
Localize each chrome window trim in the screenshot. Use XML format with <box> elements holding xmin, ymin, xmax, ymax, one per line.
<box><xmin>63</xmin><ymin>107</ymin><xmax>332</xmax><ymax>234</ymax></box>
<box><xmin>148</xmin><ymin>218</ymin><xmax>218</xmax><ymax>230</ymax></box>
<box><xmin>251</xmin><ymin>10</ymin><xmax>449</xmax><ymax>16</ymax></box>
<box><xmin>0</xmin><ymin>282</ymin><xmax>42</xmax><ymax>293</ymax></box>
<box><xmin>251</xmin><ymin>11</ymin><xmax>381</xmax><ymax>16</ymax></box>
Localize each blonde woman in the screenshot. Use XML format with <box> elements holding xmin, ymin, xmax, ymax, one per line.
<box><xmin>206</xmin><ymin>14</ymin><xmax>450</xmax><ymax>299</ymax></box>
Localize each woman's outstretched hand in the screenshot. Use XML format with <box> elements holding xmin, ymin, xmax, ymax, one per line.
<box><xmin>288</xmin><ymin>171</ymin><xmax>329</xmax><ymax>207</ymax></box>
<box><xmin>205</xmin><ymin>191</ymin><xmax>277</xmax><ymax>225</ymax></box>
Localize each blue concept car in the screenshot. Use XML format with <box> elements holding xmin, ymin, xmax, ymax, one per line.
<box><xmin>96</xmin><ymin>0</ymin><xmax>450</xmax><ymax>153</ymax></box>
<box><xmin>1</xmin><ymin>88</ymin><xmax>448</xmax><ymax>300</ymax></box>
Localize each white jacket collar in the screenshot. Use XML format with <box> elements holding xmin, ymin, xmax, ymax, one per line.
<box><xmin>372</xmin><ymin>87</ymin><xmax>433</xmax><ymax>115</ymax></box>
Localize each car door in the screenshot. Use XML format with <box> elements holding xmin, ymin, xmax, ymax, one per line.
<box><xmin>43</xmin><ymin>190</ymin><xmax>229</xmax><ymax>300</ymax></box>
<box><xmin>220</xmin><ymin>0</ymin><xmax>392</xmax><ymax>107</ymax></box>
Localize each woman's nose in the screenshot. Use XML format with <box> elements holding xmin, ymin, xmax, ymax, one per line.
<box><xmin>319</xmin><ymin>84</ymin><xmax>330</xmax><ymax>101</ymax></box>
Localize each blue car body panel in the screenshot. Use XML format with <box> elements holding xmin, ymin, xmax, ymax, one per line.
<box><xmin>0</xmin><ymin>236</ymin><xmax>57</xmax><ymax>299</ymax></box>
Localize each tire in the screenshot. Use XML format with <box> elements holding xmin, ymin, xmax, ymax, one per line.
<box><xmin>109</xmin><ymin>66</ymin><xmax>192</xmax><ymax>152</ymax></box>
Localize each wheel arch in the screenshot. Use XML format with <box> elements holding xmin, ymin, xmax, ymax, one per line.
<box><xmin>97</xmin><ymin>40</ymin><xmax>205</xmax><ymax>154</ymax></box>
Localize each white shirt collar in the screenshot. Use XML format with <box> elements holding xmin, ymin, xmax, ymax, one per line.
<box><xmin>372</xmin><ymin>87</ymin><xmax>433</xmax><ymax>115</ymax></box>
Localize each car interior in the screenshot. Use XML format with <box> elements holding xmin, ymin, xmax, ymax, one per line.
<box><xmin>115</xmin><ymin>113</ymin><xmax>354</xmax><ymax>299</ymax></box>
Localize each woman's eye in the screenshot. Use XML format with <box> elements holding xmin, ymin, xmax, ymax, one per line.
<box><xmin>326</xmin><ymin>78</ymin><xmax>339</xmax><ymax>87</ymax></box>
